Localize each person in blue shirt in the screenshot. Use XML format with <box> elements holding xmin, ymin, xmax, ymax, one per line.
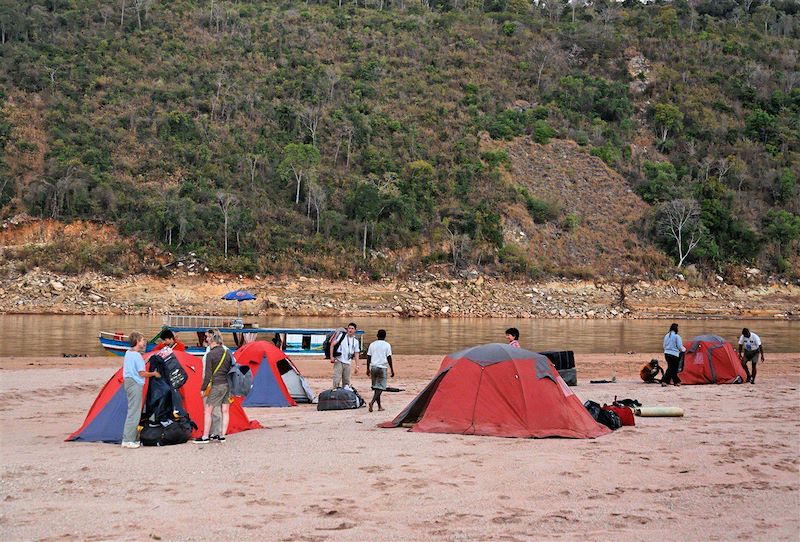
<box><xmin>662</xmin><ymin>323</ymin><xmax>686</xmax><ymax>387</ymax></box>
<box><xmin>121</xmin><ymin>331</ymin><xmax>161</xmax><ymax>448</ymax></box>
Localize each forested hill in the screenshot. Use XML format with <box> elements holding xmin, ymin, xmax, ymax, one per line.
<box><xmin>1</xmin><ymin>0</ymin><xmax>798</xmax><ymax>280</ymax></box>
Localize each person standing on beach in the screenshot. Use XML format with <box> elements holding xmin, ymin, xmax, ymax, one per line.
<box><xmin>196</xmin><ymin>330</ymin><xmax>231</xmax><ymax>443</ymax></box>
<box><xmin>331</xmin><ymin>322</ymin><xmax>360</xmax><ymax>389</ymax></box>
<box><xmin>366</xmin><ymin>329</ymin><xmax>394</xmax><ymax>412</ymax></box>
<box><xmin>506</xmin><ymin>328</ymin><xmax>521</xmax><ymax>348</ymax></box>
<box><xmin>738</xmin><ymin>328</ymin><xmax>764</xmax><ymax>384</ymax></box>
<box><xmin>662</xmin><ymin>323</ymin><xmax>685</xmax><ymax>387</ymax></box>
<box><xmin>122</xmin><ymin>331</ymin><xmax>161</xmax><ymax>449</ymax></box>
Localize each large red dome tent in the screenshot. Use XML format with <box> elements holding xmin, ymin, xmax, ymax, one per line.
<box><xmin>679</xmin><ymin>335</ymin><xmax>747</xmax><ymax>385</ymax></box>
<box><xmin>380</xmin><ymin>343</ymin><xmax>610</xmax><ymax>439</ymax></box>
<box><xmin>67</xmin><ymin>350</ymin><xmax>261</xmax><ymax>443</ymax></box>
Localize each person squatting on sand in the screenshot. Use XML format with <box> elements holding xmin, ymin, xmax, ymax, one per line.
<box><xmin>738</xmin><ymin>328</ymin><xmax>765</xmax><ymax>384</ymax></box>
<box><xmin>121</xmin><ymin>331</ymin><xmax>161</xmax><ymax>449</ymax></box>
<box><xmin>506</xmin><ymin>328</ymin><xmax>521</xmax><ymax>348</ymax></box>
<box><xmin>640</xmin><ymin>359</ymin><xmax>664</xmax><ymax>383</ymax></box>
<box><xmin>662</xmin><ymin>323</ymin><xmax>685</xmax><ymax>387</ymax></box>
<box><xmin>331</xmin><ymin>322</ymin><xmax>360</xmax><ymax>389</ymax></box>
<box><xmin>366</xmin><ymin>329</ymin><xmax>394</xmax><ymax>412</ymax></box>
<box><xmin>195</xmin><ymin>330</ymin><xmax>231</xmax><ymax>444</ymax></box>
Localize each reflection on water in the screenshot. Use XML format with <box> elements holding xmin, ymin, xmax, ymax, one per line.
<box><xmin>0</xmin><ymin>314</ymin><xmax>797</xmax><ymax>357</ymax></box>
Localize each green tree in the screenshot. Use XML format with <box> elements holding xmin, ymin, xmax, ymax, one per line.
<box><xmin>654</xmin><ymin>103</ymin><xmax>684</xmax><ymax>145</ymax></box>
<box><xmin>763</xmin><ymin>209</ymin><xmax>800</xmax><ymax>257</ymax></box>
<box><xmin>279</xmin><ymin>143</ymin><xmax>320</xmax><ymax>205</ymax></box>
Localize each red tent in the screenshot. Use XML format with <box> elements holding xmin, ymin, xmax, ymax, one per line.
<box><xmin>680</xmin><ymin>335</ymin><xmax>747</xmax><ymax>385</ymax></box>
<box><xmin>380</xmin><ymin>343</ymin><xmax>610</xmax><ymax>439</ymax></box>
<box><xmin>67</xmin><ymin>350</ymin><xmax>261</xmax><ymax>443</ymax></box>
<box><xmin>234</xmin><ymin>341</ymin><xmax>315</xmax><ymax>407</ymax></box>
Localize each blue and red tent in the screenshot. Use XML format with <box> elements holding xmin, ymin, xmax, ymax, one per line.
<box><xmin>234</xmin><ymin>341</ymin><xmax>315</xmax><ymax>407</ymax></box>
<box><xmin>67</xmin><ymin>350</ymin><xmax>261</xmax><ymax>443</ymax></box>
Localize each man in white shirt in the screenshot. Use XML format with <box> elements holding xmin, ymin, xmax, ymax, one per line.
<box><xmin>330</xmin><ymin>322</ymin><xmax>360</xmax><ymax>389</ymax></box>
<box><xmin>738</xmin><ymin>328</ymin><xmax>764</xmax><ymax>384</ymax></box>
<box><xmin>366</xmin><ymin>329</ymin><xmax>394</xmax><ymax>412</ymax></box>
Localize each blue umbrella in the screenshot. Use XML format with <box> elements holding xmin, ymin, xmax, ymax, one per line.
<box><xmin>222</xmin><ymin>289</ymin><xmax>256</xmax><ymax>317</ymax></box>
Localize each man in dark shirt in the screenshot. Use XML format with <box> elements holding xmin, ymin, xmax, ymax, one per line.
<box><xmin>194</xmin><ymin>331</ymin><xmax>232</xmax><ymax>443</ymax></box>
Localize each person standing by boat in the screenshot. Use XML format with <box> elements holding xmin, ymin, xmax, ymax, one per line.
<box><xmin>195</xmin><ymin>330</ymin><xmax>232</xmax><ymax>443</ymax></box>
<box><xmin>330</xmin><ymin>322</ymin><xmax>360</xmax><ymax>389</ymax></box>
<box><xmin>366</xmin><ymin>329</ymin><xmax>394</xmax><ymax>412</ymax></box>
<box><xmin>662</xmin><ymin>323</ymin><xmax>685</xmax><ymax>387</ymax></box>
<box><xmin>122</xmin><ymin>331</ymin><xmax>161</xmax><ymax>449</ymax></box>
<box><xmin>155</xmin><ymin>329</ymin><xmax>186</xmax><ymax>352</ymax></box>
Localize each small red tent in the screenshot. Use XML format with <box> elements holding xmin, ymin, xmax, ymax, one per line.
<box><xmin>67</xmin><ymin>350</ymin><xmax>261</xmax><ymax>443</ymax></box>
<box><xmin>234</xmin><ymin>341</ymin><xmax>315</xmax><ymax>407</ymax></box>
<box><xmin>679</xmin><ymin>335</ymin><xmax>747</xmax><ymax>385</ymax></box>
<box><xmin>380</xmin><ymin>343</ymin><xmax>610</xmax><ymax>439</ymax></box>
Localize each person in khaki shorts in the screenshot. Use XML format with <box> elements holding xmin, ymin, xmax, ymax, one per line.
<box><xmin>195</xmin><ymin>331</ymin><xmax>231</xmax><ymax>443</ymax></box>
<box><xmin>330</xmin><ymin>322</ymin><xmax>360</xmax><ymax>389</ymax></box>
<box><xmin>366</xmin><ymin>329</ymin><xmax>394</xmax><ymax>412</ymax></box>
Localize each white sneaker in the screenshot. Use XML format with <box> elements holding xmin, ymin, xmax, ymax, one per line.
<box><xmin>121</xmin><ymin>441</ymin><xmax>141</xmax><ymax>449</ymax></box>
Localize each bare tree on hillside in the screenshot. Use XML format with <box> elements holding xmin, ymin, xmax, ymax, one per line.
<box><xmin>527</xmin><ymin>37</ymin><xmax>565</xmax><ymax>92</ymax></box>
<box><xmin>217</xmin><ymin>191</ymin><xmax>238</xmax><ymax>258</ymax></box>
<box><xmin>658</xmin><ymin>199</ymin><xmax>703</xmax><ymax>269</ymax></box>
<box><xmin>307</xmin><ymin>181</ymin><xmax>327</xmax><ymax>234</ymax></box>
<box><xmin>299</xmin><ymin>103</ymin><xmax>322</xmax><ymax>147</ymax></box>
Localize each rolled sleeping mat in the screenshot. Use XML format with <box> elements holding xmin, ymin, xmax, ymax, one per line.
<box><xmin>634</xmin><ymin>406</ymin><xmax>684</xmax><ymax>417</ymax></box>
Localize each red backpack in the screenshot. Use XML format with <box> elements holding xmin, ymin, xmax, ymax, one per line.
<box><xmin>602</xmin><ymin>405</ymin><xmax>635</xmax><ymax>426</ymax></box>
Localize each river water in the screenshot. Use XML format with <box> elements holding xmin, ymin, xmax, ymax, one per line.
<box><xmin>0</xmin><ymin>314</ymin><xmax>797</xmax><ymax>357</ymax></box>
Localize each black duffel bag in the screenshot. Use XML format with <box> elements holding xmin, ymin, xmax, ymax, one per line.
<box><xmin>583</xmin><ymin>400</ymin><xmax>622</xmax><ymax>430</ymax></box>
<box><xmin>317</xmin><ymin>387</ymin><xmax>366</xmax><ymax>411</ymax></box>
<box><xmin>140</xmin><ymin>418</ymin><xmax>195</xmax><ymax>446</ymax></box>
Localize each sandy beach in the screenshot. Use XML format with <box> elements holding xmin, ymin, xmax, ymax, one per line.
<box><xmin>1</xmin><ymin>353</ymin><xmax>798</xmax><ymax>541</ymax></box>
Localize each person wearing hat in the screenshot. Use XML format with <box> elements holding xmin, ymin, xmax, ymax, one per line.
<box><xmin>640</xmin><ymin>359</ymin><xmax>664</xmax><ymax>383</ymax></box>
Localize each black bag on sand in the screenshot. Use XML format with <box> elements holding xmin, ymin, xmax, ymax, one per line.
<box><xmin>583</xmin><ymin>400</ymin><xmax>622</xmax><ymax>430</ymax></box>
<box><xmin>317</xmin><ymin>387</ymin><xmax>366</xmax><ymax>410</ymax></box>
<box><xmin>140</xmin><ymin>417</ymin><xmax>195</xmax><ymax>446</ymax></box>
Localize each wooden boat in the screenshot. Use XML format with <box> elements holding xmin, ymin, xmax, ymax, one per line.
<box><xmin>99</xmin><ymin>315</ymin><xmax>363</xmax><ymax>357</ymax></box>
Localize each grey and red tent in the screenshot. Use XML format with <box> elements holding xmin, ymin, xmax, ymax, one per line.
<box><xmin>67</xmin><ymin>350</ymin><xmax>261</xmax><ymax>443</ymax></box>
<box><xmin>234</xmin><ymin>341</ymin><xmax>315</xmax><ymax>407</ymax></box>
<box><xmin>380</xmin><ymin>343</ymin><xmax>610</xmax><ymax>439</ymax></box>
<box><xmin>680</xmin><ymin>335</ymin><xmax>747</xmax><ymax>385</ymax></box>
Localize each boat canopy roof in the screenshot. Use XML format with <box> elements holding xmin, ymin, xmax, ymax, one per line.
<box><xmin>164</xmin><ymin>326</ymin><xmax>364</xmax><ymax>335</ymax></box>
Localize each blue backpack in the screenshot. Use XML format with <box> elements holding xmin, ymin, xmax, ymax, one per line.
<box><xmin>226</xmin><ymin>353</ymin><xmax>254</xmax><ymax>397</ymax></box>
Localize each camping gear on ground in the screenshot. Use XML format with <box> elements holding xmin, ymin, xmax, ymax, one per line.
<box><xmin>679</xmin><ymin>335</ymin><xmax>747</xmax><ymax>385</ymax></box>
<box><xmin>140</xmin><ymin>418</ymin><xmax>194</xmax><ymax>446</ymax></box>
<box><xmin>583</xmin><ymin>400</ymin><xmax>622</xmax><ymax>430</ymax></box>
<box><xmin>317</xmin><ymin>387</ymin><xmax>366</xmax><ymax>410</ymax></box>
<box><xmin>138</xmin><ymin>353</ymin><xmax>198</xmax><ymax>446</ymax></box>
<box><xmin>589</xmin><ymin>377</ymin><xmax>617</xmax><ymax>384</ymax></box>
<box><xmin>234</xmin><ymin>341</ymin><xmax>316</xmax><ymax>406</ymax></box>
<box><xmin>67</xmin><ymin>350</ymin><xmax>261</xmax><ymax>444</ymax></box>
<box><xmin>634</xmin><ymin>406</ymin><xmax>684</xmax><ymax>417</ymax></box>
<box><xmin>227</xmin><ymin>356</ymin><xmax>254</xmax><ymax>397</ymax></box>
<box><xmin>602</xmin><ymin>405</ymin><xmax>635</xmax><ymax>426</ymax></box>
<box><xmin>381</xmin><ymin>343</ymin><xmax>610</xmax><ymax>439</ymax></box>
<box><xmin>384</xmin><ymin>387</ymin><xmax>404</xmax><ymax>392</ymax></box>
<box><xmin>613</xmin><ymin>397</ymin><xmax>642</xmax><ymax>408</ymax></box>
<box><xmin>539</xmin><ymin>350</ymin><xmax>576</xmax><ymax>386</ymax></box>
